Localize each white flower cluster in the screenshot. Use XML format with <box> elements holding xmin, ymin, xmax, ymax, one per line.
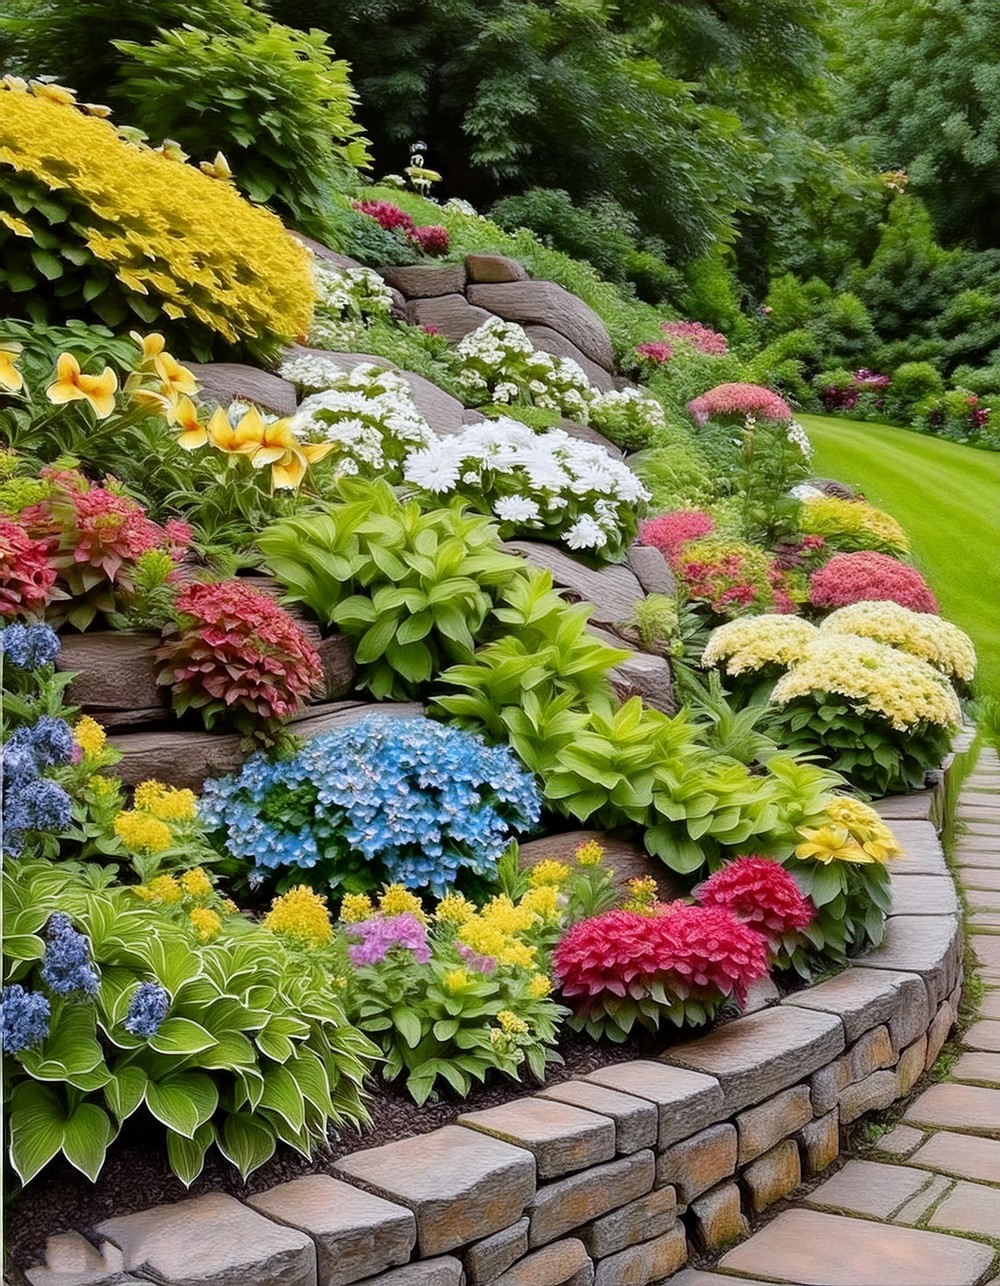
<box><xmin>402</xmin><ymin>416</ymin><xmax>650</xmax><ymax>559</ymax></box>
<box><xmin>454</xmin><ymin>319</ymin><xmax>594</xmax><ymax>420</ymax></box>
<box><xmin>588</xmin><ymin>387</ymin><xmax>666</xmax><ymax>450</ymax></box>
<box><xmin>443</xmin><ymin>197</ymin><xmax>478</xmax><ymax>216</ymax></box>
<box><xmin>306</xmin><ymin>260</ymin><xmax>394</xmax><ymax>350</ymax></box>
<box><xmin>289</xmin><ymin>362</ymin><xmax>435</xmax><ymax>479</ymax></box>
<box><xmin>786</xmin><ymin>419</ymin><xmax>813</xmax><ymax>457</ymax></box>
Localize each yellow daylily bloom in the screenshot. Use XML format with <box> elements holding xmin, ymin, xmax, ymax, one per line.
<box><xmin>30</xmin><ymin>81</ymin><xmax>76</xmax><ymax>106</ymax></box>
<box><xmin>128</xmin><ymin>387</ymin><xmax>174</xmax><ymax>419</ymax></box>
<box><xmin>173</xmin><ymin>396</ymin><xmax>209</xmax><ymax>450</ymax></box>
<box><xmin>0</xmin><ymin>342</ymin><xmax>24</xmax><ymax>393</ymax></box>
<box><xmin>795</xmin><ymin>824</ymin><xmax>874</xmax><ymax>865</ymax></box>
<box><xmin>246</xmin><ymin>417</ymin><xmax>335</xmax><ymax>490</ymax></box>
<box><xmin>46</xmin><ymin>352</ymin><xmax>117</xmax><ymax>419</ymax></box>
<box><xmin>198</xmin><ymin>151</ymin><xmax>233</xmax><ymax>181</ymax></box>
<box><xmin>204</xmin><ymin>406</ymin><xmax>259</xmax><ymax>456</ymax></box>
<box><xmin>130</xmin><ymin>331</ymin><xmax>166</xmax><ymax>363</ymax></box>
<box><xmin>154</xmin><ymin>350</ymin><xmax>198</xmax><ymax>398</ymax></box>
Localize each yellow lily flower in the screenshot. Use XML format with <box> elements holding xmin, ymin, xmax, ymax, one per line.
<box><xmin>203</xmin><ymin>406</ymin><xmax>259</xmax><ymax>457</ymax></box>
<box><xmin>198</xmin><ymin>151</ymin><xmax>233</xmax><ymax>181</ymax></box>
<box><xmin>154</xmin><ymin>351</ymin><xmax>198</xmax><ymax>398</ymax></box>
<box><xmin>46</xmin><ymin>352</ymin><xmax>117</xmax><ymax>419</ymax></box>
<box><xmin>795</xmin><ymin>824</ymin><xmax>874</xmax><ymax>865</ymax></box>
<box><xmin>0</xmin><ymin>342</ymin><xmax>24</xmax><ymax>394</ymax></box>
<box><xmin>173</xmin><ymin>396</ymin><xmax>210</xmax><ymax>450</ymax></box>
<box><xmin>130</xmin><ymin>331</ymin><xmax>166</xmax><ymax>363</ymax></box>
<box><xmin>245</xmin><ymin>416</ymin><xmax>335</xmax><ymax>490</ymax></box>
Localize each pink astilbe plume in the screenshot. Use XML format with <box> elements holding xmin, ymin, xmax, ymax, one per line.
<box><xmin>635</xmin><ymin>342</ymin><xmax>674</xmax><ymax>364</ymax></box>
<box><xmin>687</xmin><ymin>383</ymin><xmax>792</xmax><ymax>427</ymax></box>
<box><xmin>640</xmin><ymin>510</ymin><xmax>715</xmax><ymax>566</ymax></box>
<box><xmin>661</xmin><ymin>321</ymin><xmax>729</xmax><ymax>356</ymax></box>
<box><xmin>810</xmin><ymin>551</ymin><xmax>939</xmax><ymax>615</ymax></box>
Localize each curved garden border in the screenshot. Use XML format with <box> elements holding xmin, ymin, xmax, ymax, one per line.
<box><xmin>21</xmin><ymin>764</ymin><xmax>967</xmax><ymax>1286</ymax></box>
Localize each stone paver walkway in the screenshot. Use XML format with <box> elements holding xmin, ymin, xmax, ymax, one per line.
<box><xmin>672</xmin><ymin>745</ymin><xmax>1000</xmax><ymax>1286</ymax></box>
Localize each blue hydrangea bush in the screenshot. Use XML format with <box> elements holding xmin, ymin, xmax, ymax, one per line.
<box><xmin>202</xmin><ymin>714</ymin><xmax>542</xmax><ymax>896</ymax></box>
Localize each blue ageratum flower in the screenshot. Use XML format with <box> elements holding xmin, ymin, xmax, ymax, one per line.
<box><xmin>204</xmin><ymin>714</ymin><xmax>542</xmax><ymax>896</ymax></box>
<box><xmin>0</xmin><ymin>622</ymin><xmax>61</xmax><ymax>670</ymax></box>
<box><xmin>2</xmin><ymin>774</ymin><xmax>73</xmax><ymax>857</ymax></box>
<box><xmin>40</xmin><ymin>913</ymin><xmax>100</xmax><ymax>997</ymax></box>
<box><xmin>0</xmin><ymin>984</ymin><xmax>51</xmax><ymax>1054</ymax></box>
<box><xmin>124</xmin><ymin>982</ymin><xmax>171</xmax><ymax>1037</ymax></box>
<box><xmin>7</xmin><ymin>717</ymin><xmax>75</xmax><ymax>769</ymax></box>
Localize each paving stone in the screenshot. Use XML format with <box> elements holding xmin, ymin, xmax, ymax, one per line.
<box><xmin>464</xmin><ymin>1218</ymin><xmax>529</xmax><ymax>1286</ymax></box>
<box><xmin>357</xmin><ymin>1257</ymin><xmax>464</xmax><ymax>1286</ymax></box>
<box><xmin>951</xmin><ymin>1051</ymin><xmax>1000</xmax><ymax>1083</ymax></box>
<box><xmin>810</xmin><ymin>1053</ymin><xmax>852</xmax><ymax>1115</ymax></box>
<box><xmin>784</xmin><ymin>966</ymin><xmax>930</xmax><ymax>1049</ymax></box>
<box><xmin>96</xmin><ymin>1193</ymin><xmax>315</xmax><ymax>1285</ymax></box>
<box><xmin>459</xmin><ymin>1098</ymin><xmax>615</xmax><ymax>1179</ymax></box>
<box><xmin>860</xmin><ymin>914</ymin><xmax>960</xmax><ymax>1005</ymax></box>
<box><xmin>965</xmin><ymin>1019</ymin><xmax>1000</xmax><ymax>1052</ymax></box>
<box><xmin>888</xmin><ymin>873</ymin><xmax>960</xmax><ymax>916</ymax></box>
<box><xmin>929</xmin><ymin>1180</ymin><xmax>1000</xmax><ymax>1238</ymax></box>
<box><xmin>466</xmin><ymin>282</ymin><xmax>615</xmax><ymax>371</ymax></box>
<box><xmin>536</xmin><ymin>1081</ymin><xmax>657</xmax><ymax>1155</ymax></box>
<box><xmin>592</xmin><ymin>1224</ymin><xmax>687</xmax><ymax>1286</ymax></box>
<box><xmin>803</xmin><ymin>1160</ymin><xmax>933</xmax><ymax>1220</ymax></box>
<box><xmin>877</xmin><ymin>1123</ymin><xmax>925</xmax><ymax>1158</ymax></box>
<box><xmin>838</xmin><ymin>1069</ymin><xmax>901</xmax><ymax>1124</ymax></box>
<box><xmin>655</xmin><ymin>1124</ymin><xmax>738</xmax><ymax>1202</ymax></box>
<box><xmin>464</xmin><ymin>254</ymin><xmax>528</xmax><ymax>285</ymax></box>
<box><xmin>26</xmin><ymin>1232</ymin><xmax>120</xmax><ymax>1286</ymax></box>
<box><xmin>969</xmin><ymin>913</ymin><xmax>1000</xmax><ymax>929</ymax></box>
<box><xmin>910</xmin><ymin>1131</ymin><xmax>1000</xmax><ymax>1182</ymax></box>
<box><xmin>892</xmin><ymin>1174</ymin><xmax>954</xmax><ymax>1226</ymax></box>
<box><xmin>962</xmin><ymin>869</ymin><xmax>1000</xmax><ymax>890</ymax></box>
<box><xmin>848</xmin><ymin>1025</ymin><xmax>895</xmax><ymax>1079</ymax></box>
<box><xmin>741</xmin><ymin>1139</ymin><xmax>801</xmax><ymax>1214</ymax></box>
<box><xmin>578</xmin><ymin>1186</ymin><xmax>678</xmax><ymax>1258</ymax></box>
<box><xmin>527</xmin><ymin>1151</ymin><xmax>654</xmax><ymax>1248</ymax></box>
<box><xmin>584</xmin><ymin>1061</ymin><xmax>725</xmax><ymax>1149</ymax></box>
<box><xmin>736</xmin><ymin>1086</ymin><xmax>813</xmax><ymax>1165</ymax></box>
<box><xmin>406</xmin><ymin>294</ymin><xmax>493</xmax><ymax>342</ymax></box>
<box><xmin>925</xmin><ymin>998</ymin><xmax>958</xmax><ymax>1069</ymax></box>
<box><xmin>669</xmin><ymin>1273</ymin><xmax>783</xmax><ymax>1286</ymax></box>
<box><xmin>968</xmin><ymin>890</ymin><xmax>1000</xmax><ymax>913</ymax></box>
<box><xmin>380</xmin><ymin>264</ymin><xmax>467</xmax><ymax>298</ymax></box>
<box><xmin>875</xmin><ymin>791</ymin><xmax>936</xmax><ymax>821</ymax></box>
<box><xmin>26</xmin><ymin>1274</ymin><xmax>146</xmax><ymax>1286</ymax></box>
<box><xmin>335</xmin><ymin>1125</ymin><xmax>535</xmax><ymax>1258</ymax></box>
<box><xmin>884</xmin><ymin>821</ymin><xmax>949</xmax><ymax>874</ymax></box>
<box><xmin>663</xmin><ymin>1006</ymin><xmax>845</xmax><ymax>1114</ymax></box>
<box><xmin>491</xmin><ymin>1238</ymin><xmax>591</xmax><ymax>1286</ymax></box>
<box><xmin>797</xmin><ymin>1109</ymin><xmax>839</xmax><ymax>1175</ymax></box>
<box><xmin>247</xmin><ymin>1175</ymin><xmax>415</xmax><ymax>1286</ymax></box>
<box><xmin>685</xmin><ymin>1182</ymin><xmax>748</xmax><ymax>1252</ymax></box>
<box><xmin>904</xmin><ymin>1082</ymin><xmax>1000</xmax><ymax>1134</ymax></box>
<box><xmin>523</xmin><ymin>325</ymin><xmax>616</xmax><ymax>391</ymax></box>
<box><xmin>980</xmin><ymin>990</ymin><xmax>1000</xmax><ymax>1019</ymax></box>
<box><xmin>897</xmin><ymin>1033</ymin><xmax>929</xmax><ymax>1094</ymax></box>
<box><xmin>718</xmin><ymin>1207</ymin><xmax>993</xmax><ymax>1285</ymax></box>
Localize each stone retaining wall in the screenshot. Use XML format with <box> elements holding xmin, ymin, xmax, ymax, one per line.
<box><xmin>24</xmin><ymin>797</ymin><xmax>965</xmax><ymax>1286</ymax></box>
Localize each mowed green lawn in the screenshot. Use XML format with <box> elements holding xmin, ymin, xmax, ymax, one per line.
<box><xmin>799</xmin><ymin>413</ymin><xmax>1000</xmax><ymax>697</ymax></box>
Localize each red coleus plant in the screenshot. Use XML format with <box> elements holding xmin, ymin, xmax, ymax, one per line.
<box><xmin>694</xmin><ymin>856</ymin><xmax>814</xmax><ymax>968</ymax></box>
<box><xmin>156</xmin><ymin>579</ymin><xmax>323</xmax><ymax>742</ymax></box>
<box><xmin>353</xmin><ymin>201</ymin><xmax>450</xmax><ymax>257</ymax></box>
<box><xmin>639</xmin><ymin>510</ymin><xmax>716</xmax><ymax>566</ymax></box>
<box><xmin>687</xmin><ymin>382</ymin><xmax>792</xmax><ymax>428</ymax></box>
<box><xmin>810</xmin><ymin>551</ymin><xmax>939</xmax><ymax>615</ymax></box>
<box><xmin>0</xmin><ymin>517</ymin><xmax>60</xmax><ymax>618</ymax></box>
<box><xmin>552</xmin><ymin>903</ymin><xmax>769</xmax><ymax>1041</ymax></box>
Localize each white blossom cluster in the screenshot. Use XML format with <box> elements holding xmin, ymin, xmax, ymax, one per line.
<box><xmin>786</xmin><ymin>419</ymin><xmax>813</xmax><ymax>457</ymax></box>
<box><xmin>443</xmin><ymin>197</ymin><xmax>479</xmax><ymax>216</ymax></box>
<box><xmin>454</xmin><ymin>319</ymin><xmax>595</xmax><ymax>420</ymax></box>
<box><xmin>288</xmin><ymin>362</ymin><xmax>435</xmax><ymax>479</ymax></box>
<box><xmin>588</xmin><ymin>386</ymin><xmax>666</xmax><ymax>450</ymax></box>
<box><xmin>402</xmin><ymin>416</ymin><xmax>650</xmax><ymax>560</ymax></box>
<box><xmin>306</xmin><ymin>260</ymin><xmax>394</xmax><ymax>350</ymax></box>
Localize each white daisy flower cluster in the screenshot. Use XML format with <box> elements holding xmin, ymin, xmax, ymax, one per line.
<box><xmin>402</xmin><ymin>417</ymin><xmax>650</xmax><ymax>561</ymax></box>
<box><xmin>306</xmin><ymin>260</ymin><xmax>395</xmax><ymax>350</ymax></box>
<box><xmin>287</xmin><ymin>362</ymin><xmax>435</xmax><ymax>479</ymax></box>
<box><xmin>454</xmin><ymin>319</ymin><xmax>594</xmax><ymax>420</ymax></box>
<box><xmin>588</xmin><ymin>387</ymin><xmax>667</xmax><ymax>451</ymax></box>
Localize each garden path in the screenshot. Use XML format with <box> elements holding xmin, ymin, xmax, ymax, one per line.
<box><xmin>672</xmin><ymin>745</ymin><xmax>1000</xmax><ymax>1286</ymax></box>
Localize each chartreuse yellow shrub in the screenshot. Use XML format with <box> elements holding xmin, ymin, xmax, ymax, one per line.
<box><xmin>798</xmin><ymin>494</ymin><xmax>909</xmax><ymax>557</ymax></box>
<box><xmin>0</xmin><ymin>82</ymin><xmax>315</xmax><ymax>359</ymax></box>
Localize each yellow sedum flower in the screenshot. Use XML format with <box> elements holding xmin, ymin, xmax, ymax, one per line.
<box><xmin>622</xmin><ymin>875</ymin><xmax>659</xmax><ymax>913</ymax></box>
<box><xmin>147</xmin><ymin>874</ymin><xmax>183</xmax><ymax>903</ymax></box>
<box><xmin>526</xmin><ymin>974</ymin><xmax>552</xmax><ymax>999</ymax></box>
<box><xmin>481</xmin><ymin>895</ymin><xmax>535</xmax><ymax>935</ymax></box>
<box><xmin>520</xmin><ymin>885</ymin><xmax>560</xmax><ymax>921</ymax></box>
<box><xmin>190</xmin><ymin>907</ymin><xmax>221</xmax><ymax>942</ymax></box>
<box><xmin>819</xmin><ymin>601</ymin><xmax>976</xmax><ymax>685</ymax></box>
<box><xmin>88</xmin><ymin>774</ymin><xmax>116</xmax><ymax>797</ymax></box>
<box><xmin>222</xmin><ymin>899</ymin><xmax>239</xmax><ymax>915</ymax></box>
<box><xmin>46</xmin><ymin>352</ymin><xmax>118</xmax><ymax>419</ymax></box>
<box><xmin>702</xmin><ymin>614</ymin><xmax>819</xmax><ymax>676</ymax></box>
<box><xmin>0</xmin><ymin>341</ymin><xmax>24</xmax><ymax>393</ymax></box>
<box><xmin>73</xmin><ymin>715</ymin><xmax>106</xmax><ymax>758</ymax></box>
<box><xmin>434</xmin><ymin>893</ymin><xmax>476</xmax><ymax>925</ymax></box>
<box><xmin>496</xmin><ymin>1009</ymin><xmax>528</xmax><ymax>1035</ymax></box>
<box><xmin>339</xmin><ymin>893</ymin><xmax>374</xmax><ymax>924</ymax></box>
<box><xmin>178</xmin><ymin>867</ymin><xmax>213</xmax><ymax>900</ymax></box>
<box><xmin>114</xmin><ymin>810</ymin><xmax>172</xmax><ymax>854</ymax></box>
<box><xmin>264</xmin><ymin>885</ymin><xmax>333</xmax><ymax>947</ymax></box>
<box><xmin>528</xmin><ymin>859</ymin><xmax>570</xmax><ymax>888</ymax></box>
<box><xmin>443</xmin><ymin>968</ymin><xmax>470</xmax><ymax>993</ymax></box>
<box><xmin>378</xmin><ymin>884</ymin><xmax>427</xmax><ymax>922</ymax></box>
<box><xmin>574</xmin><ymin>840</ymin><xmax>605</xmax><ymax>866</ymax></box>
<box><xmin>458</xmin><ymin>917</ymin><xmax>536</xmax><ymax>970</ymax></box>
<box><xmin>133</xmin><ymin>780</ymin><xmax>197</xmax><ymax>823</ymax></box>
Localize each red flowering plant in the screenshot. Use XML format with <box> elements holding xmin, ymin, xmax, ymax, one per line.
<box><xmin>0</xmin><ymin>517</ymin><xmax>61</xmax><ymax>618</ymax></box>
<box><xmin>639</xmin><ymin>510</ymin><xmax>716</xmax><ymax>566</ymax></box>
<box><xmin>17</xmin><ymin>468</ymin><xmax>190</xmax><ymax>630</ymax></box>
<box><xmin>353</xmin><ymin>201</ymin><xmax>450</xmax><ymax>257</ymax></box>
<box><xmin>687</xmin><ymin>383</ymin><xmax>792</xmax><ymax>429</ymax></box>
<box><xmin>156</xmin><ymin>579</ymin><xmax>323</xmax><ymax>743</ymax></box>
<box><xmin>661</xmin><ymin>321</ymin><xmax>729</xmax><ymax>357</ymax></box>
<box><xmin>552</xmin><ymin>903</ymin><xmax>769</xmax><ymax>1041</ymax></box>
<box><xmin>693</xmin><ymin>856</ymin><xmax>814</xmax><ymax>969</ymax></box>
<box><xmin>809</xmin><ymin>551</ymin><xmax>939</xmax><ymax>615</ymax></box>
<box><xmin>634</xmin><ymin>341</ymin><xmax>674</xmax><ymax>366</ymax></box>
<box><xmin>675</xmin><ymin>537</ymin><xmax>799</xmax><ymax>620</ymax></box>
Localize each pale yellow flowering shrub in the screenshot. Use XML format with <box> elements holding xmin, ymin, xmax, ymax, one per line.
<box><xmin>799</xmin><ymin>495</ymin><xmax>909</xmax><ymax>557</ymax></box>
<box><xmin>820</xmin><ymin>601</ymin><xmax>976</xmax><ymax>684</ymax></box>
<box><xmin>702</xmin><ymin>614</ymin><xmax>819</xmax><ymax>675</ymax></box>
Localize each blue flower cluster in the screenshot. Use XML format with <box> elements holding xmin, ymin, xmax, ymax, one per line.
<box><xmin>124</xmin><ymin>981</ymin><xmax>171</xmax><ymax>1037</ymax></box>
<box><xmin>40</xmin><ymin>913</ymin><xmax>100</xmax><ymax>996</ymax></box>
<box><xmin>202</xmin><ymin>714</ymin><xmax>542</xmax><ymax>896</ymax></box>
<box><xmin>0</xmin><ymin>983</ymin><xmax>51</xmax><ymax>1054</ymax></box>
<box><xmin>0</xmin><ymin>622</ymin><xmax>61</xmax><ymax>671</ymax></box>
<box><xmin>2</xmin><ymin>718</ymin><xmax>74</xmax><ymax>857</ymax></box>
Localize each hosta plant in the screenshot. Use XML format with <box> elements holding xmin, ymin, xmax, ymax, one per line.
<box><xmin>2</xmin><ymin>859</ymin><xmax>375</xmax><ymax>1186</ymax></box>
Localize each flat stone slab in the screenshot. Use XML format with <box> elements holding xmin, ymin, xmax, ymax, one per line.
<box><xmin>361</xmin><ymin>1258</ymin><xmax>464</xmax><ymax>1285</ymax></box>
<box><xmin>458</xmin><ymin>1097</ymin><xmax>615</xmax><ymax>1178</ymax></box>
<box><xmin>803</xmin><ymin>1160</ymin><xmax>936</xmax><ymax>1220</ymax></box>
<box><xmin>971</xmin><ymin>935</ymin><xmax>1000</xmax><ymax>970</ymax></box>
<box><xmin>97</xmin><ymin>1193</ymin><xmax>315</xmax><ymax>1285</ymax></box>
<box><xmin>877</xmin><ymin>1124</ymin><xmax>926</xmax><ymax>1158</ymax></box>
<box><xmin>464</xmin><ymin>1218</ymin><xmax>528</xmax><ymax>1286</ymax></box>
<box><xmin>464</xmin><ymin>254</ymin><xmax>528</xmax><ymax>285</ymax></box>
<box><xmin>929</xmin><ymin>1180</ymin><xmax>1000</xmax><ymax>1238</ymax></box>
<box><xmin>981</xmin><ymin>991</ymin><xmax>1000</xmax><ymax>1019</ymax></box>
<box><xmin>910</xmin><ymin>1131</ymin><xmax>1000</xmax><ymax>1183</ymax></box>
<box><xmin>380</xmin><ymin>264</ymin><xmax>467</xmax><ymax>298</ymax></box>
<box><xmin>247</xmin><ymin>1175</ymin><xmax>416</xmax><ymax>1286</ymax></box>
<box><xmin>904</xmin><ymin>1083</ymin><xmax>1000</xmax><ymax>1135</ymax></box>
<box><xmin>334</xmin><ymin>1125</ymin><xmax>535</xmax><ymax>1257</ymax></box>
<box><xmin>961</xmin><ymin>868</ymin><xmax>1000</xmax><ymax>890</ymax></box>
<box><xmin>965</xmin><ymin>1019</ymin><xmax>1000</xmax><ymax>1052</ymax></box>
<box><xmin>952</xmin><ymin>1052</ymin><xmax>1000</xmax><ymax>1084</ymax></box>
<box><xmin>670</xmin><ymin>1274</ymin><xmax>784</xmax><ymax>1286</ymax></box>
<box><xmin>967</xmin><ymin>889</ymin><xmax>1000</xmax><ymax>912</ymax></box>
<box><xmin>875</xmin><ymin>792</ymin><xmax>936</xmax><ymax>821</ymax></box>
<box><xmin>884</xmin><ymin>821</ymin><xmax>948</xmax><ymax>874</ymax></box>
<box><xmin>583</xmin><ymin>1060</ymin><xmax>725</xmax><ymax>1148</ymax></box>
<box><xmin>466</xmin><ymin>282</ymin><xmax>615</xmax><ymax>371</ymax></box>
<box><xmin>859</xmin><ymin>914</ymin><xmax>959</xmax><ymax>1004</ymax></box>
<box><xmin>407</xmin><ymin>295</ymin><xmax>493</xmax><ymax>343</ymax></box>
<box><xmin>503</xmin><ymin>541</ymin><xmax>644</xmax><ymax>628</ymax></box>
<box><xmin>888</xmin><ymin>873</ymin><xmax>959</xmax><ymax>916</ymax></box>
<box><xmin>535</xmin><ymin>1080</ymin><xmax>657</xmax><ymax>1155</ymax></box>
<box><xmin>783</xmin><ymin>965</ymin><xmax>929</xmax><ymax>1047</ymax></box>
<box><xmin>188</xmin><ymin>362</ymin><xmax>299</xmax><ymax>415</ymax></box>
<box><xmin>718</xmin><ymin>1208</ymin><xmax>993</xmax><ymax>1286</ymax></box>
<box><xmin>662</xmin><ymin>1006</ymin><xmax>845</xmax><ymax>1114</ymax></box>
<box><xmin>627</xmin><ymin>544</ymin><xmax>677</xmax><ymax>597</ymax></box>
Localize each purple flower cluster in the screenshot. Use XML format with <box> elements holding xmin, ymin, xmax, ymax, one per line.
<box><xmin>1</xmin><ymin>983</ymin><xmax>51</xmax><ymax>1054</ymax></box>
<box><xmin>456</xmin><ymin>942</ymin><xmax>497</xmax><ymax>975</ymax></box>
<box><xmin>346</xmin><ymin>913</ymin><xmax>431</xmax><ymax>967</ymax></box>
<box><xmin>39</xmin><ymin>913</ymin><xmax>100</xmax><ymax>996</ymax></box>
<box><xmin>124</xmin><ymin>981</ymin><xmax>171</xmax><ymax>1037</ymax></box>
<box><xmin>0</xmin><ymin>622</ymin><xmax>61</xmax><ymax>670</ymax></box>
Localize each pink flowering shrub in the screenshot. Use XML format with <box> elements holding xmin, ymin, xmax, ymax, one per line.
<box><xmin>694</xmin><ymin>856</ymin><xmax>814</xmax><ymax>968</ymax></box>
<box><xmin>809</xmin><ymin>551</ymin><xmax>939</xmax><ymax>615</ymax></box>
<box><xmin>0</xmin><ymin>517</ymin><xmax>58</xmax><ymax>618</ymax></box>
<box><xmin>410</xmin><ymin>224</ymin><xmax>450</xmax><ymax>256</ymax></box>
<box><xmin>639</xmin><ymin>510</ymin><xmax>715</xmax><ymax>566</ymax></box>
<box><xmin>688</xmin><ymin>383</ymin><xmax>792</xmax><ymax>428</ymax></box>
<box><xmin>635</xmin><ymin>341</ymin><xmax>674</xmax><ymax>365</ymax></box>
<box><xmin>353</xmin><ymin>201</ymin><xmax>450</xmax><ymax>257</ymax></box>
<box><xmin>552</xmin><ymin>903</ymin><xmax>769</xmax><ymax>1039</ymax></box>
<box><xmin>156</xmin><ymin>579</ymin><xmax>323</xmax><ymax>740</ymax></box>
<box><xmin>676</xmin><ymin>537</ymin><xmax>798</xmax><ymax>618</ymax></box>
<box><xmin>661</xmin><ymin>321</ymin><xmax>729</xmax><ymax>356</ymax></box>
